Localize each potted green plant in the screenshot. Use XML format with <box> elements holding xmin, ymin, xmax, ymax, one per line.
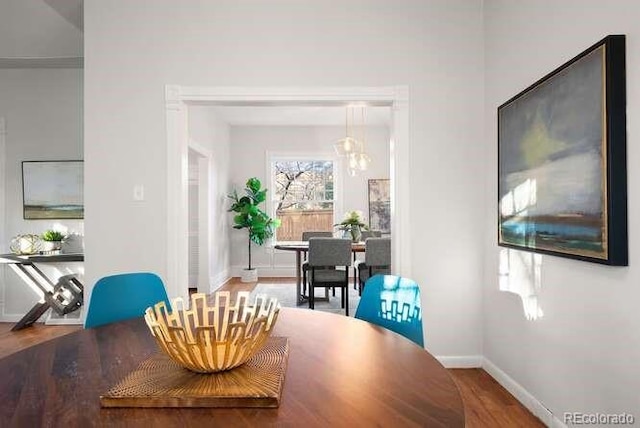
<box><xmin>335</xmin><ymin>210</ymin><xmax>369</xmax><ymax>242</ymax></box>
<box><xmin>228</xmin><ymin>178</ymin><xmax>281</xmax><ymax>282</ymax></box>
<box><xmin>41</xmin><ymin>229</ymin><xmax>66</xmax><ymax>253</ymax></box>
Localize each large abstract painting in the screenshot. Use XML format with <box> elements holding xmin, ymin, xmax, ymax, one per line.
<box><xmin>498</xmin><ymin>35</ymin><xmax>627</xmax><ymax>265</ymax></box>
<box><xmin>22</xmin><ymin>160</ymin><xmax>84</xmax><ymax>219</ymax></box>
<box><xmin>368</xmin><ymin>179</ymin><xmax>390</xmax><ymax>234</ymax></box>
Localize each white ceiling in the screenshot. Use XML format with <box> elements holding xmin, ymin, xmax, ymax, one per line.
<box><xmin>208</xmin><ymin>106</ymin><xmax>391</xmax><ymax>127</ymax></box>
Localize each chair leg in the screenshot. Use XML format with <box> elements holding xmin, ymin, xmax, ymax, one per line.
<box><xmin>332</xmin><ymin>287</ymin><xmax>335</xmax><ymax>297</ymax></box>
<box><xmin>302</xmin><ymin>269</ymin><xmax>307</xmax><ymax>295</ymax></box>
<box><xmin>341</xmin><ymin>285</ymin><xmax>345</xmax><ymax>308</ymax></box>
<box><xmin>309</xmin><ymin>268</ymin><xmax>314</xmax><ymax>310</ymax></box>
<box><xmin>345</xmin><ymin>286</ymin><xmax>349</xmax><ymax>317</ymax></box>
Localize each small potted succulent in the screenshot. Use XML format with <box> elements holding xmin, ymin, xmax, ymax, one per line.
<box><xmin>335</xmin><ymin>210</ymin><xmax>369</xmax><ymax>242</ymax></box>
<box><xmin>41</xmin><ymin>229</ymin><xmax>66</xmax><ymax>253</ymax></box>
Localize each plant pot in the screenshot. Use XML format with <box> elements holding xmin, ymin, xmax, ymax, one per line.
<box><xmin>240</xmin><ymin>268</ymin><xmax>258</xmax><ymax>283</ymax></box>
<box><xmin>42</xmin><ymin>241</ymin><xmax>62</xmax><ymax>253</ymax></box>
<box><xmin>343</xmin><ymin>227</ymin><xmax>362</xmax><ymax>242</ymax></box>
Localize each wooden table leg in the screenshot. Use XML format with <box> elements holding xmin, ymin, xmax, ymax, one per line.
<box><xmin>296</xmin><ymin>250</ymin><xmax>305</xmax><ymax>305</ymax></box>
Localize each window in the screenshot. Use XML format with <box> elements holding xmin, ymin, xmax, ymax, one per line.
<box><xmin>271</xmin><ymin>158</ymin><xmax>335</xmax><ymax>241</ymax></box>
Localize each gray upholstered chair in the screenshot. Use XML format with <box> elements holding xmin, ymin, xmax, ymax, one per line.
<box><xmin>301</xmin><ymin>231</ymin><xmax>334</xmax><ymax>294</ymax></box>
<box><xmin>355</xmin><ymin>237</ymin><xmax>391</xmax><ymax>294</ymax></box>
<box><xmin>352</xmin><ymin>230</ymin><xmax>382</xmax><ymax>289</ymax></box>
<box><xmin>307</xmin><ymin>238</ymin><xmax>352</xmax><ymax>315</ymax></box>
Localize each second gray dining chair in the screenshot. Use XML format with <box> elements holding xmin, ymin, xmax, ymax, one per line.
<box><xmin>307</xmin><ymin>237</ymin><xmax>352</xmax><ymax>316</ymax></box>
<box><xmin>301</xmin><ymin>231</ymin><xmax>333</xmax><ymax>294</ymax></box>
<box><xmin>355</xmin><ymin>237</ymin><xmax>391</xmax><ymax>294</ymax></box>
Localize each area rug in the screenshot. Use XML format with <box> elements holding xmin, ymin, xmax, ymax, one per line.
<box><xmin>250</xmin><ymin>281</ymin><xmax>361</xmax><ymax>317</ymax></box>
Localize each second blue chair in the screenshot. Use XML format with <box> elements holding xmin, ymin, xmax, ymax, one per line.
<box><xmin>354</xmin><ymin>274</ymin><xmax>424</xmax><ymax>347</ymax></box>
<box><xmin>84</xmin><ymin>272</ymin><xmax>171</xmax><ymax>329</ymax></box>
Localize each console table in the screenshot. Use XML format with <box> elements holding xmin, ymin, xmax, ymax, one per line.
<box><xmin>0</xmin><ymin>253</ymin><xmax>84</xmax><ymax>330</ymax></box>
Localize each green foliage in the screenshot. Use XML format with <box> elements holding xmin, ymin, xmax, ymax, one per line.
<box><xmin>41</xmin><ymin>230</ymin><xmax>65</xmax><ymax>242</ymax></box>
<box><xmin>228</xmin><ymin>178</ymin><xmax>281</xmax><ymax>270</ymax></box>
<box><xmin>334</xmin><ymin>210</ymin><xmax>369</xmax><ymax>232</ymax></box>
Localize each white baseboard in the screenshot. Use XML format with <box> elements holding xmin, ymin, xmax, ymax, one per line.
<box><xmin>210</xmin><ymin>269</ymin><xmax>232</xmax><ymax>292</ymax></box>
<box><xmin>551</xmin><ymin>416</ymin><xmax>568</xmax><ymax>428</ymax></box>
<box><xmin>436</xmin><ymin>355</ymin><xmax>483</xmax><ymax>368</ymax></box>
<box><xmin>483</xmin><ymin>357</ymin><xmax>563</xmax><ymax>427</ymax></box>
<box><xmin>45</xmin><ymin>317</ymin><xmax>83</xmax><ymax>325</ymax></box>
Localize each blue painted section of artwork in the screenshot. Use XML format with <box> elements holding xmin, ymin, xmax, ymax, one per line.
<box><xmin>502</xmin><ymin>219</ymin><xmax>600</xmax><ymax>239</ymax></box>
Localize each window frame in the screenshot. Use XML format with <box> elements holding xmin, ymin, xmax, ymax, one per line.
<box><xmin>266</xmin><ymin>150</ymin><xmax>343</xmax><ymax>243</ymax></box>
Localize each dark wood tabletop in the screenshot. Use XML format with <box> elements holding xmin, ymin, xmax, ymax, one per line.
<box><xmin>0</xmin><ymin>308</ymin><xmax>465</xmax><ymax>427</ymax></box>
<box><xmin>274</xmin><ymin>241</ymin><xmax>365</xmax><ymax>252</ymax></box>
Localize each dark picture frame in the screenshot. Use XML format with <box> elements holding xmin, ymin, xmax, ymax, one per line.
<box><xmin>368</xmin><ymin>179</ymin><xmax>390</xmax><ymax>234</ymax></box>
<box><xmin>498</xmin><ymin>35</ymin><xmax>627</xmax><ymax>265</ymax></box>
<box><xmin>22</xmin><ymin>160</ymin><xmax>84</xmax><ymax>219</ymax></box>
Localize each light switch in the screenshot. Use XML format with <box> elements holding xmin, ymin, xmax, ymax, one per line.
<box><xmin>133</xmin><ymin>184</ymin><xmax>144</xmax><ymax>201</ymax></box>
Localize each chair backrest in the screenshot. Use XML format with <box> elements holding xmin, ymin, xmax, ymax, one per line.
<box><xmin>307</xmin><ymin>238</ymin><xmax>351</xmax><ymax>267</ymax></box>
<box><xmin>302</xmin><ymin>231</ymin><xmax>333</xmax><ymax>241</ymax></box>
<box><xmin>84</xmin><ymin>272</ymin><xmax>171</xmax><ymax>329</ymax></box>
<box><xmin>360</xmin><ymin>230</ymin><xmax>382</xmax><ymax>240</ymax></box>
<box><xmin>365</xmin><ymin>237</ymin><xmax>391</xmax><ymax>267</ymax></box>
<box><xmin>355</xmin><ymin>275</ymin><xmax>424</xmax><ymax>347</ymax></box>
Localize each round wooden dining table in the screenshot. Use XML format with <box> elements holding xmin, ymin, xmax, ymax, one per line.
<box><xmin>0</xmin><ymin>308</ymin><xmax>465</xmax><ymax>427</ymax></box>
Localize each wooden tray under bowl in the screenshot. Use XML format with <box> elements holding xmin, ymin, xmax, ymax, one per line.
<box><xmin>100</xmin><ymin>336</ymin><xmax>289</xmax><ymax>408</ymax></box>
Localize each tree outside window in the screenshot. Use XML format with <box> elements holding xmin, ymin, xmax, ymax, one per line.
<box><xmin>272</xmin><ymin>160</ymin><xmax>334</xmax><ymax>241</ymax></box>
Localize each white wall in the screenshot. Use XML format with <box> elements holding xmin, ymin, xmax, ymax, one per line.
<box><xmin>187</xmin><ymin>106</ymin><xmax>231</xmax><ymax>290</ymax></box>
<box><xmin>0</xmin><ymin>68</ymin><xmax>83</xmax><ymax>318</ymax></box>
<box><xmin>0</xmin><ymin>0</ymin><xmax>82</xmax><ymax>58</ymax></box>
<box><xmin>483</xmin><ymin>0</ymin><xmax>640</xmax><ymax>420</ymax></box>
<box><xmin>228</xmin><ymin>125</ymin><xmax>390</xmax><ymax>275</ymax></box>
<box><xmin>84</xmin><ymin>0</ymin><xmax>485</xmax><ymax>357</ymax></box>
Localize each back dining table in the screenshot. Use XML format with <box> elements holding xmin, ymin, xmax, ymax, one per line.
<box><xmin>0</xmin><ymin>307</ymin><xmax>465</xmax><ymax>427</ymax></box>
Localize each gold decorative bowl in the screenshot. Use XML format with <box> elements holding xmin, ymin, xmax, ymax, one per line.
<box><xmin>144</xmin><ymin>291</ymin><xmax>280</xmax><ymax>373</ymax></box>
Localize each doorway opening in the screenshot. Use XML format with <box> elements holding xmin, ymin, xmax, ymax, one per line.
<box><xmin>165</xmin><ymin>86</ymin><xmax>410</xmax><ymax>301</ymax></box>
<box><xmin>187</xmin><ymin>144</ymin><xmax>212</xmax><ymax>295</ymax></box>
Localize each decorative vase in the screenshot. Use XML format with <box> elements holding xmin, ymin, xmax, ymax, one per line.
<box><xmin>42</xmin><ymin>240</ymin><xmax>62</xmax><ymax>253</ymax></box>
<box><xmin>349</xmin><ymin>227</ymin><xmax>362</xmax><ymax>242</ymax></box>
<box><xmin>9</xmin><ymin>234</ymin><xmax>42</xmax><ymax>255</ymax></box>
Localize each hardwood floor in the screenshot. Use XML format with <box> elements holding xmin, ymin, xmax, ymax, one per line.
<box><xmin>0</xmin><ymin>321</ymin><xmax>80</xmax><ymax>359</ymax></box>
<box><xmin>0</xmin><ymin>277</ymin><xmax>544</xmax><ymax>427</ymax></box>
<box><xmin>451</xmin><ymin>369</ymin><xmax>544</xmax><ymax>427</ymax></box>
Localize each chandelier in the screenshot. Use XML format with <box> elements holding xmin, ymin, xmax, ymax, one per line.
<box><xmin>334</xmin><ymin>106</ymin><xmax>370</xmax><ymax>176</ymax></box>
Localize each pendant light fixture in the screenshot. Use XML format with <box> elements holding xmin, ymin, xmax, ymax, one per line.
<box><xmin>348</xmin><ymin>106</ymin><xmax>371</xmax><ymax>172</ymax></box>
<box><xmin>334</xmin><ymin>107</ymin><xmax>362</xmax><ymax>157</ymax></box>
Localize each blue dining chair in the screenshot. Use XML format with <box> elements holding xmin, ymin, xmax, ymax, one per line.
<box><xmin>84</xmin><ymin>272</ymin><xmax>171</xmax><ymax>329</ymax></box>
<box><xmin>354</xmin><ymin>274</ymin><xmax>424</xmax><ymax>347</ymax></box>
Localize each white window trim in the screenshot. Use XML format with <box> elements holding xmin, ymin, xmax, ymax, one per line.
<box><xmin>265</xmin><ymin>150</ymin><xmax>343</xmax><ymax>245</ymax></box>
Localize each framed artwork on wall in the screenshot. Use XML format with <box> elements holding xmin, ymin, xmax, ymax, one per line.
<box><xmin>498</xmin><ymin>35</ymin><xmax>627</xmax><ymax>265</ymax></box>
<box><xmin>22</xmin><ymin>160</ymin><xmax>84</xmax><ymax>219</ymax></box>
<box><xmin>368</xmin><ymin>179</ymin><xmax>390</xmax><ymax>234</ymax></box>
